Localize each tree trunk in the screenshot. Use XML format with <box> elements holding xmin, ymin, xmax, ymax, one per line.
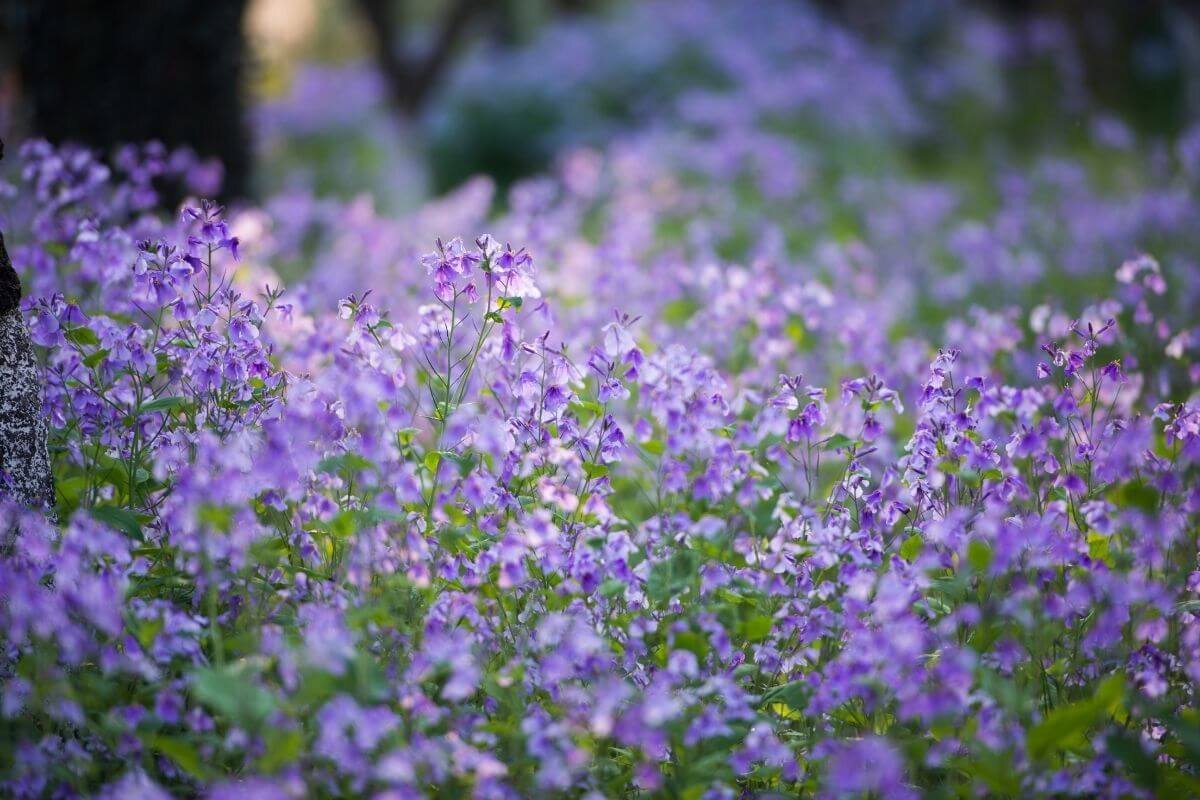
<box><xmin>355</xmin><ymin>0</ymin><xmax>483</xmax><ymax>116</ymax></box>
<box><xmin>10</xmin><ymin>0</ymin><xmax>252</xmax><ymax>201</ymax></box>
<box><xmin>0</xmin><ymin>225</ymin><xmax>54</xmax><ymax>515</ymax></box>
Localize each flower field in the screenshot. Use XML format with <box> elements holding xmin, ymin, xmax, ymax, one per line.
<box><xmin>3</xmin><ymin>2</ymin><xmax>1200</xmax><ymax>797</ymax></box>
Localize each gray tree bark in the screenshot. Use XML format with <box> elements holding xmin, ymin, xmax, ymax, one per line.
<box><xmin>0</xmin><ymin>139</ymin><xmax>55</xmax><ymax>515</ymax></box>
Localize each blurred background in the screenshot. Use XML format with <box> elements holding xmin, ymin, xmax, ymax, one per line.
<box><xmin>0</xmin><ymin>0</ymin><xmax>1197</xmax><ymax>212</ymax></box>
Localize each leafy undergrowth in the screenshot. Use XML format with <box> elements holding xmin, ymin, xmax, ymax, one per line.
<box><xmin>3</xmin><ymin>2</ymin><xmax>1200</xmax><ymax>798</ymax></box>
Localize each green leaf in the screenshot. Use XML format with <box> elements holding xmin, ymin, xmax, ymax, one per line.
<box><xmin>292</xmin><ymin>668</ymin><xmax>339</xmax><ymax>710</ymax></box>
<box><xmin>821</xmin><ymin>433</ymin><xmax>856</xmax><ymax>452</ymax></box>
<box><xmin>646</xmin><ymin>549</ymin><xmax>699</xmax><ymax>604</ymax></box>
<box><xmin>967</xmin><ymin>539</ymin><xmax>992</xmax><ymax>572</ymax></box>
<box><xmin>1167</xmin><ymin>711</ymin><xmax>1200</xmax><ymax>764</ymax></box>
<box><xmin>673</xmin><ymin>630</ymin><xmax>710</xmax><ymax>660</ymax></box>
<box><xmin>761</xmin><ymin>680</ymin><xmax>807</xmax><ymax>712</ymax></box>
<box><xmin>140</xmin><ymin>395</ymin><xmax>189</xmax><ymax>415</ymax></box>
<box><xmin>785</xmin><ymin>317</ymin><xmax>807</xmax><ymax>347</ymax></box>
<box><xmin>143</xmin><ymin>734</ymin><xmax>209</xmax><ymax>779</ymax></box>
<box><xmin>258</xmin><ymin>729</ymin><xmax>305</xmax><ymax>773</ymax></box>
<box><xmin>198</xmin><ymin>505</ymin><xmax>234</xmax><ymax>531</ymax></box>
<box><xmin>56</xmin><ymin>475</ymin><xmax>88</xmax><ymax>506</ymax></box>
<box><xmin>662</xmin><ymin>297</ymin><xmax>700</xmax><ymax>326</ymax></box>
<box><xmin>451</xmin><ymin>452</ymin><xmax>478</xmax><ymax>477</ymax></box>
<box><xmin>972</xmin><ymin>749</ymin><xmax>1023</xmax><ymax>795</ymax></box>
<box><xmin>733</xmin><ymin>663</ymin><xmax>759</xmax><ymax>680</ymax></box>
<box><xmin>570</xmin><ymin>400</ymin><xmax>604</xmax><ymax>418</ymax></box>
<box><xmin>65</xmin><ymin>327</ymin><xmax>100</xmax><ymax>346</ymax></box>
<box><xmin>1087</xmin><ymin>531</ymin><xmax>1113</xmax><ymax>566</ymax></box>
<box><xmin>1027</xmin><ymin>675</ymin><xmax>1125</xmax><ymax>761</ymax></box>
<box><xmin>423</xmin><ymin>450</ymin><xmax>442</xmax><ymax>474</ymax></box>
<box><xmin>582</xmin><ymin>462</ymin><xmax>609</xmax><ymax>479</ymax></box>
<box><xmin>136</xmin><ymin>617</ymin><xmax>165</xmax><ymax>650</ymax></box>
<box><xmin>1109</xmin><ymin>482</ymin><xmax>1159</xmax><ymax>513</ymax></box>
<box><xmin>742</xmin><ymin>615</ymin><xmax>774</xmax><ymax>642</ymax></box>
<box><xmin>191</xmin><ymin>665</ymin><xmax>277</xmax><ymax>731</ymax></box>
<box><xmin>1107</xmin><ymin>728</ymin><xmax>1161</xmax><ymax>791</ymax></box>
<box><xmin>899</xmin><ymin>533</ymin><xmax>923</xmax><ymax>561</ymax></box>
<box><xmin>599</xmin><ymin>578</ymin><xmax>626</xmax><ymax>598</ymax></box>
<box><xmin>91</xmin><ymin>505</ymin><xmax>143</xmax><ymax>539</ymax></box>
<box><xmin>641</xmin><ymin>439</ymin><xmax>664</xmax><ymax>456</ymax></box>
<box><xmin>316</xmin><ymin>452</ymin><xmax>374</xmax><ymax>476</ymax></box>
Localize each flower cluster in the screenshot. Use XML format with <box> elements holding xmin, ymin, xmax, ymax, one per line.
<box><xmin>3</xmin><ymin>1</ymin><xmax>1200</xmax><ymax>797</ymax></box>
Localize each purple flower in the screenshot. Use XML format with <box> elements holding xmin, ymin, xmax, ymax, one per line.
<box><xmin>29</xmin><ymin>307</ymin><xmax>62</xmax><ymax>346</ymax></box>
<box><xmin>822</xmin><ymin>737</ymin><xmax>914</xmax><ymax>799</ymax></box>
<box><xmin>228</xmin><ymin>315</ymin><xmax>259</xmax><ymax>344</ymax></box>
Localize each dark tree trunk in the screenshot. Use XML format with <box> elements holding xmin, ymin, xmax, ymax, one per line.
<box><xmin>0</xmin><ymin>139</ymin><xmax>54</xmax><ymax>514</ymax></box>
<box><xmin>8</xmin><ymin>0</ymin><xmax>252</xmax><ymax>201</ymax></box>
<box><xmin>355</xmin><ymin>0</ymin><xmax>484</xmax><ymax>116</ymax></box>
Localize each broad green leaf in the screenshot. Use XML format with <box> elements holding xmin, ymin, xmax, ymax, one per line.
<box><xmin>967</xmin><ymin>539</ymin><xmax>992</xmax><ymax>572</ymax></box>
<box><xmin>143</xmin><ymin>734</ymin><xmax>208</xmax><ymax>779</ymax></box>
<box><xmin>83</xmin><ymin>348</ymin><xmax>109</xmax><ymax>368</ymax></box>
<box><xmin>821</xmin><ymin>433</ymin><xmax>856</xmax><ymax>452</ymax></box>
<box><xmin>140</xmin><ymin>395</ymin><xmax>189</xmax><ymax>414</ymax></box>
<box><xmin>1109</xmin><ymin>482</ymin><xmax>1159</xmax><ymax>513</ymax></box>
<box><xmin>92</xmin><ymin>505</ymin><xmax>143</xmax><ymax>539</ymax></box>
<box><xmin>1107</xmin><ymin>729</ymin><xmax>1161</xmax><ymax>792</ymax></box>
<box><xmin>662</xmin><ymin>297</ymin><xmax>700</xmax><ymax>326</ymax></box>
<box><xmin>1087</xmin><ymin>531</ymin><xmax>1113</xmax><ymax>566</ymax></box>
<box><xmin>258</xmin><ymin>729</ymin><xmax>305</xmax><ymax>773</ymax></box>
<box><xmin>583</xmin><ymin>462</ymin><xmax>609</xmax><ymax>479</ymax></box>
<box><xmin>1027</xmin><ymin>675</ymin><xmax>1124</xmax><ymax>761</ymax></box>
<box><xmin>673</xmin><ymin>630</ymin><xmax>709</xmax><ymax>660</ymax></box>
<box><xmin>599</xmin><ymin>578</ymin><xmax>626</xmax><ymax>598</ymax></box>
<box><xmin>899</xmin><ymin>532</ymin><xmax>923</xmax><ymax>561</ymax></box>
<box><xmin>191</xmin><ymin>665</ymin><xmax>277</xmax><ymax>730</ymax></box>
<box><xmin>64</xmin><ymin>327</ymin><xmax>100</xmax><ymax>346</ymax></box>
<box><xmin>742</xmin><ymin>615</ymin><xmax>773</xmax><ymax>642</ymax></box>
